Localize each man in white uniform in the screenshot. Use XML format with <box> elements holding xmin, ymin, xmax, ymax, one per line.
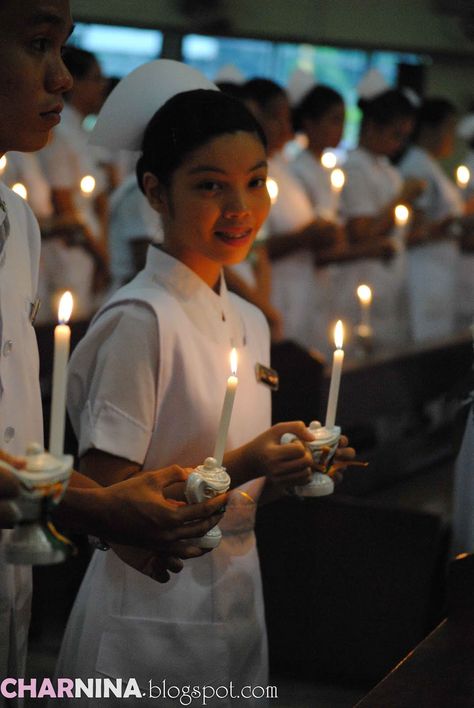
<box><xmin>0</xmin><ymin>2</ymin><xmax>226</xmax><ymax>696</ymax></box>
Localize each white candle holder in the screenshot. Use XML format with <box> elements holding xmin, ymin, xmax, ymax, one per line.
<box><xmin>185</xmin><ymin>456</ymin><xmax>230</xmax><ymax>549</ymax></box>
<box><xmin>1</xmin><ymin>443</ymin><xmax>73</xmax><ymax>565</ymax></box>
<box><xmin>281</xmin><ymin>421</ymin><xmax>341</xmax><ymax>497</ymax></box>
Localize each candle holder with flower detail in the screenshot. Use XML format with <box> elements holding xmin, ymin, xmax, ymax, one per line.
<box><xmin>0</xmin><ymin>444</ymin><xmax>73</xmax><ymax>564</ymax></box>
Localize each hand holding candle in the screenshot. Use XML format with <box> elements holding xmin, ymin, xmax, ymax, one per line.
<box><xmin>213</xmin><ymin>348</ymin><xmax>238</xmax><ymax>467</ymax></box>
<box><xmin>325</xmin><ymin>320</ymin><xmax>344</xmax><ymax>430</ymax></box>
<box><xmin>49</xmin><ymin>291</ymin><xmax>73</xmax><ymax>457</ymax></box>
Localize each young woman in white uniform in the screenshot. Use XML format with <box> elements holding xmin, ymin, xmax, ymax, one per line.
<box><xmin>37</xmin><ymin>46</ymin><xmax>109</xmax><ymax>320</ymax></box>
<box><xmin>290</xmin><ymin>85</ymin><xmax>347</xmax><ymax>350</ymax></box>
<box><xmin>340</xmin><ymin>89</ymin><xmax>423</xmax><ymax>348</ymax></box>
<box><xmin>53</xmin><ymin>62</ymin><xmax>334</xmax><ymax>706</ymax></box>
<box><xmin>399</xmin><ymin>99</ymin><xmax>467</xmax><ymax>339</ymax></box>
<box><xmin>243</xmin><ymin>78</ymin><xmax>341</xmax><ymax>351</ymax></box>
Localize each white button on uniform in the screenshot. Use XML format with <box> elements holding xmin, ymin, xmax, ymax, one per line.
<box><xmin>3</xmin><ymin>340</ymin><xmax>13</xmax><ymax>356</ymax></box>
<box><xmin>4</xmin><ymin>426</ymin><xmax>15</xmax><ymax>442</ymax></box>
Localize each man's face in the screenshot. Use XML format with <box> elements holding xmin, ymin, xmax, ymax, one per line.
<box><xmin>0</xmin><ymin>0</ymin><xmax>73</xmax><ymax>154</ymax></box>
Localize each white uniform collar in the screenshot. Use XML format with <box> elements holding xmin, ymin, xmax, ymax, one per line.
<box><xmin>144</xmin><ymin>245</ymin><xmax>245</xmax><ymax>347</ymax></box>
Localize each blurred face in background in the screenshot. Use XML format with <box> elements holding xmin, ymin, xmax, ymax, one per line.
<box><xmin>303</xmin><ymin>101</ymin><xmax>345</xmax><ymax>153</ymax></box>
<box><xmin>257</xmin><ymin>92</ymin><xmax>294</xmax><ymax>155</ymax></box>
<box><xmin>365</xmin><ymin>115</ymin><xmax>414</xmax><ymax>158</ymax></box>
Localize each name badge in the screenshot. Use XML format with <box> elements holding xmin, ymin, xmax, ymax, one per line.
<box><xmin>255</xmin><ymin>363</ymin><xmax>279</xmax><ymax>391</ymax></box>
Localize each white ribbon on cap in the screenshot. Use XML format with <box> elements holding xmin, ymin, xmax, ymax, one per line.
<box><xmin>90</xmin><ymin>59</ymin><xmax>219</xmax><ymax>151</ymax></box>
<box><xmin>458</xmin><ymin>114</ymin><xmax>474</xmax><ymax>142</ymax></box>
<box><xmin>356</xmin><ymin>68</ymin><xmax>390</xmax><ymax>100</ymax></box>
<box><xmin>286</xmin><ymin>68</ymin><xmax>316</xmax><ymax>107</ymax></box>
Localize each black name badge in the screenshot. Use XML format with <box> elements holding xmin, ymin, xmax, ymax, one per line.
<box><xmin>255</xmin><ymin>363</ymin><xmax>279</xmax><ymax>391</ymax></box>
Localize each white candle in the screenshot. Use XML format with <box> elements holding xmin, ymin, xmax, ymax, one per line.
<box><xmin>393</xmin><ymin>203</ymin><xmax>410</xmax><ymax>251</ymax></box>
<box><xmin>80</xmin><ymin>174</ymin><xmax>96</xmax><ymax>196</ymax></box>
<box><xmin>11</xmin><ymin>183</ymin><xmax>27</xmax><ymax>201</ymax></box>
<box><xmin>357</xmin><ymin>284</ymin><xmax>372</xmax><ymax>328</ymax></box>
<box><xmin>266</xmin><ymin>177</ymin><xmax>279</xmax><ymax>205</ymax></box>
<box><xmin>49</xmin><ymin>291</ymin><xmax>73</xmax><ymax>457</ymax></box>
<box><xmin>321</xmin><ymin>150</ymin><xmax>337</xmax><ymax>169</ymax></box>
<box><xmin>330</xmin><ymin>167</ymin><xmax>345</xmax><ymax>216</ymax></box>
<box><xmin>325</xmin><ymin>320</ymin><xmax>344</xmax><ymax>430</ymax></box>
<box><xmin>213</xmin><ymin>348</ymin><xmax>238</xmax><ymax>467</ymax></box>
<box><xmin>456</xmin><ymin>165</ymin><xmax>470</xmax><ymax>189</ymax></box>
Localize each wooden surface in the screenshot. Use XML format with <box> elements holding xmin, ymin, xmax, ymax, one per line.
<box><xmin>356</xmin><ymin>554</ymin><xmax>474</xmax><ymax>708</ymax></box>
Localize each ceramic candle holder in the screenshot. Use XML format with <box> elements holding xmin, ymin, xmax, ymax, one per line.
<box><xmin>1</xmin><ymin>443</ymin><xmax>73</xmax><ymax>565</ymax></box>
<box><xmin>185</xmin><ymin>456</ymin><xmax>230</xmax><ymax>549</ymax></box>
<box><xmin>281</xmin><ymin>421</ymin><xmax>341</xmax><ymax>497</ymax></box>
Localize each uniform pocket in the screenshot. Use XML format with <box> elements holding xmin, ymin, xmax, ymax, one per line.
<box><xmin>96</xmin><ymin>615</ymin><xmax>231</xmax><ymax>691</ymax></box>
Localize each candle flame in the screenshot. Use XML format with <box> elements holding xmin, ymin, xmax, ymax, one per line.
<box><xmin>80</xmin><ymin>175</ymin><xmax>96</xmax><ymax>195</ymax></box>
<box><xmin>0</xmin><ymin>155</ymin><xmax>7</xmax><ymax>173</ymax></box>
<box><xmin>12</xmin><ymin>183</ymin><xmax>27</xmax><ymax>200</ymax></box>
<box><xmin>357</xmin><ymin>284</ymin><xmax>372</xmax><ymax>305</ymax></box>
<box><xmin>230</xmin><ymin>347</ymin><xmax>238</xmax><ymax>376</ymax></box>
<box><xmin>266</xmin><ymin>177</ymin><xmax>279</xmax><ymax>204</ymax></box>
<box><xmin>58</xmin><ymin>291</ymin><xmax>73</xmax><ymax>324</ymax></box>
<box><xmin>330</xmin><ymin>167</ymin><xmax>345</xmax><ymax>191</ymax></box>
<box><xmin>456</xmin><ymin>165</ymin><xmax>470</xmax><ymax>187</ymax></box>
<box><xmin>321</xmin><ymin>151</ymin><xmax>337</xmax><ymax>169</ymax></box>
<box><xmin>334</xmin><ymin>320</ymin><xmax>344</xmax><ymax>349</ymax></box>
<box><xmin>394</xmin><ymin>203</ymin><xmax>410</xmax><ymax>226</ymax></box>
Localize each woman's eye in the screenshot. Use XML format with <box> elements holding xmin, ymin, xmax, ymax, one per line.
<box><xmin>198</xmin><ymin>181</ymin><xmax>220</xmax><ymax>192</ymax></box>
<box><xmin>250</xmin><ymin>177</ymin><xmax>266</xmax><ymax>188</ymax></box>
<box><xmin>32</xmin><ymin>37</ymin><xmax>50</xmax><ymax>52</ymax></box>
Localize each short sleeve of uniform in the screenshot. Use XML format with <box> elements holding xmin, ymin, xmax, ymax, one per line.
<box><xmin>67</xmin><ymin>302</ymin><xmax>159</xmax><ymax>464</ymax></box>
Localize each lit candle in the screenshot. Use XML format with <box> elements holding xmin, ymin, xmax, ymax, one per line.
<box><xmin>357</xmin><ymin>284</ymin><xmax>372</xmax><ymax>328</ymax></box>
<box><xmin>266</xmin><ymin>177</ymin><xmax>279</xmax><ymax>205</ymax></box>
<box><xmin>330</xmin><ymin>167</ymin><xmax>345</xmax><ymax>217</ymax></box>
<box><xmin>11</xmin><ymin>183</ymin><xmax>27</xmax><ymax>200</ymax></box>
<box><xmin>393</xmin><ymin>203</ymin><xmax>410</xmax><ymax>250</ymax></box>
<box><xmin>321</xmin><ymin>150</ymin><xmax>337</xmax><ymax>169</ymax></box>
<box><xmin>49</xmin><ymin>291</ymin><xmax>73</xmax><ymax>457</ymax></box>
<box><xmin>0</xmin><ymin>155</ymin><xmax>7</xmax><ymax>175</ymax></box>
<box><xmin>456</xmin><ymin>165</ymin><xmax>470</xmax><ymax>189</ymax></box>
<box><xmin>213</xmin><ymin>348</ymin><xmax>238</xmax><ymax>467</ymax></box>
<box><xmin>330</xmin><ymin>167</ymin><xmax>345</xmax><ymax>193</ymax></box>
<box><xmin>80</xmin><ymin>175</ymin><xmax>96</xmax><ymax>196</ymax></box>
<box><xmin>325</xmin><ymin>320</ymin><xmax>344</xmax><ymax>430</ymax></box>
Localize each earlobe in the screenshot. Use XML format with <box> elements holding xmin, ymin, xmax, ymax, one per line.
<box><xmin>142</xmin><ymin>172</ymin><xmax>167</xmax><ymax>214</ymax></box>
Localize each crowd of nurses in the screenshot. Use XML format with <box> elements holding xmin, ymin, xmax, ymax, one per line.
<box><xmin>1</xmin><ymin>50</ymin><xmax>472</xmax><ymax>354</ymax></box>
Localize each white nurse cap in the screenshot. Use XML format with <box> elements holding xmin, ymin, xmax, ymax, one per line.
<box><xmin>357</xmin><ymin>69</ymin><xmax>389</xmax><ymax>100</ymax></box>
<box><xmin>90</xmin><ymin>59</ymin><xmax>219</xmax><ymax>151</ymax></box>
<box><xmin>287</xmin><ymin>68</ymin><xmax>316</xmax><ymax>107</ymax></box>
<box><xmin>458</xmin><ymin>113</ymin><xmax>474</xmax><ymax>141</ymax></box>
<box><xmin>214</xmin><ymin>64</ymin><xmax>245</xmax><ymax>84</ymax></box>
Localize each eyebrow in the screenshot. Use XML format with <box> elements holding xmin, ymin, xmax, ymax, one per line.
<box><xmin>29</xmin><ymin>12</ymin><xmax>75</xmax><ymax>38</ymax></box>
<box><xmin>188</xmin><ymin>160</ymin><xmax>268</xmax><ymax>175</ymax></box>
